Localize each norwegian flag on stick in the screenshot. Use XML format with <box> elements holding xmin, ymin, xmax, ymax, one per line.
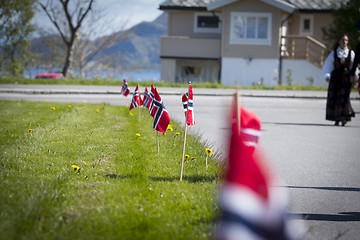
<box><xmin>148</xmin><ymin>84</ymin><xmax>156</xmax><ymax>117</ymax></box>
<box><xmin>121</xmin><ymin>79</ymin><xmax>130</xmax><ymax>96</ymax></box>
<box><xmin>142</xmin><ymin>87</ymin><xmax>151</xmax><ymax>109</ymax></box>
<box><xmin>180</xmin><ymin>82</ymin><xmax>194</xmax><ymax>181</ymax></box>
<box><xmin>152</xmin><ymin>88</ymin><xmax>171</xmax><ymax>133</ymax></box>
<box><xmin>217</xmin><ymin>93</ymin><xmax>304</xmax><ymax>240</ymax></box>
<box><xmin>129</xmin><ymin>84</ymin><xmax>140</xmax><ymax>110</ymax></box>
<box><xmin>182</xmin><ymin>84</ymin><xmax>195</xmax><ymax>125</ymax></box>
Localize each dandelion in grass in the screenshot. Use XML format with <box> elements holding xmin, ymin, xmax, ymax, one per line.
<box><xmin>76</xmin><ymin>108</ymin><xmax>79</xmax><ymax>111</ymax></box>
<box><xmin>129</xmin><ymin>112</ymin><xmax>134</xmax><ymax>116</ymax></box>
<box><xmin>29</xmin><ymin>129</ymin><xmax>33</xmax><ymax>132</ymax></box>
<box><xmin>28</xmin><ymin>112</ymin><xmax>32</xmax><ymax>114</ymax></box>
<box><xmin>136</xmin><ymin>133</ymin><xmax>141</xmax><ymax>137</ymax></box>
<box><xmin>71</xmin><ymin>165</ymin><xmax>80</xmax><ymax>172</ymax></box>
<box><xmin>68</xmin><ymin>105</ymin><xmax>72</xmax><ymax>108</ymax></box>
<box><xmin>205</xmin><ymin>148</ymin><xmax>213</xmax><ymax>168</ymax></box>
<box><xmin>185</xmin><ymin>154</ymin><xmax>190</xmax><ymax>162</ymax></box>
<box><xmin>84</xmin><ymin>106</ymin><xmax>87</xmax><ymax>109</ymax></box>
<box><xmin>61</xmin><ymin>128</ymin><xmax>66</xmax><ymax>130</ymax></box>
<box><xmin>83</xmin><ymin>100</ymin><xmax>87</xmax><ymax>104</ymax></box>
<box><xmin>46</xmin><ymin>100</ymin><xmax>49</xmax><ymax>103</ymax></box>
<box><xmin>163</xmin><ymin>132</ymin><xmax>166</xmax><ymax>135</ymax></box>
<box><xmin>51</xmin><ymin>107</ymin><xmax>55</xmax><ymax>110</ymax></box>
<box><xmin>96</xmin><ymin>109</ymin><xmax>100</xmax><ymax>113</ymax></box>
<box><xmin>37</xmin><ymin>123</ymin><xmax>40</xmax><ymax>126</ymax></box>
<box><xmin>167</xmin><ymin>125</ymin><xmax>173</xmax><ymax>131</ymax></box>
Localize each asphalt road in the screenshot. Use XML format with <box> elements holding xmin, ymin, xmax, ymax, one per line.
<box><xmin>1</xmin><ymin>85</ymin><xmax>360</xmax><ymax>239</ymax></box>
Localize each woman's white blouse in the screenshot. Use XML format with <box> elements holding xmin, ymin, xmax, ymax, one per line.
<box><xmin>321</xmin><ymin>47</ymin><xmax>355</xmax><ymax>80</ymax></box>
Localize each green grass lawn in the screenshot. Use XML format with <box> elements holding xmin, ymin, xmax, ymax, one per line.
<box><xmin>0</xmin><ymin>100</ymin><xmax>222</xmax><ymax>240</ymax></box>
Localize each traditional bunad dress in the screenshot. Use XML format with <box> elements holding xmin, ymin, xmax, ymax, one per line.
<box><xmin>322</xmin><ymin>47</ymin><xmax>355</xmax><ymax>125</ymax></box>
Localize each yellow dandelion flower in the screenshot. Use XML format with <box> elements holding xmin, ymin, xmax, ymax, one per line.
<box><xmin>185</xmin><ymin>154</ymin><xmax>190</xmax><ymax>159</ymax></box>
<box><xmin>205</xmin><ymin>148</ymin><xmax>213</xmax><ymax>155</ymax></box>
<box><xmin>46</xmin><ymin>100</ymin><xmax>49</xmax><ymax>103</ymax></box>
<box><xmin>176</xmin><ymin>132</ymin><xmax>180</xmax><ymax>135</ymax></box>
<box><xmin>51</xmin><ymin>107</ymin><xmax>55</xmax><ymax>110</ymax></box>
<box><xmin>129</xmin><ymin>112</ymin><xmax>134</xmax><ymax>116</ymax></box>
<box><xmin>163</xmin><ymin>132</ymin><xmax>167</xmax><ymax>135</ymax></box>
<box><xmin>76</xmin><ymin>108</ymin><xmax>79</xmax><ymax>111</ymax></box>
<box><xmin>136</xmin><ymin>133</ymin><xmax>141</xmax><ymax>137</ymax></box>
<box><xmin>71</xmin><ymin>165</ymin><xmax>80</xmax><ymax>171</ymax></box>
<box><xmin>167</xmin><ymin>125</ymin><xmax>173</xmax><ymax>131</ymax></box>
<box><xmin>83</xmin><ymin>100</ymin><xmax>87</xmax><ymax>103</ymax></box>
<box><xmin>37</xmin><ymin>123</ymin><xmax>40</xmax><ymax>126</ymax></box>
<box><xmin>102</xmin><ymin>104</ymin><xmax>105</xmax><ymax>106</ymax></box>
<box><xmin>28</xmin><ymin>112</ymin><xmax>32</xmax><ymax>114</ymax></box>
<box><xmin>68</xmin><ymin>105</ymin><xmax>72</xmax><ymax>108</ymax></box>
<box><xmin>61</xmin><ymin>128</ymin><xmax>66</xmax><ymax>130</ymax></box>
<box><xmin>96</xmin><ymin>109</ymin><xmax>100</xmax><ymax>113</ymax></box>
<box><xmin>83</xmin><ymin>106</ymin><xmax>87</xmax><ymax>109</ymax></box>
<box><xmin>28</xmin><ymin>129</ymin><xmax>33</xmax><ymax>132</ymax></box>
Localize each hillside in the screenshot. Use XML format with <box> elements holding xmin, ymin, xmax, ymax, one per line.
<box><xmin>29</xmin><ymin>12</ymin><xmax>168</xmax><ymax>77</ymax></box>
<box><xmin>98</xmin><ymin>12</ymin><xmax>167</xmax><ymax>71</ymax></box>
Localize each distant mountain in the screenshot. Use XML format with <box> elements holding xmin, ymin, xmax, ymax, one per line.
<box><xmin>98</xmin><ymin>12</ymin><xmax>167</xmax><ymax>71</ymax></box>
<box><xmin>29</xmin><ymin>12</ymin><xmax>168</xmax><ymax>75</ymax></box>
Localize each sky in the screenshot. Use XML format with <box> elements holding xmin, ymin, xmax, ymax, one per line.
<box><xmin>34</xmin><ymin>0</ymin><xmax>165</xmax><ymax>35</ymax></box>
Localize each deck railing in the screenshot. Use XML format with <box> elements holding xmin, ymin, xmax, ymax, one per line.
<box><xmin>281</xmin><ymin>35</ymin><xmax>327</xmax><ymax>68</ymax></box>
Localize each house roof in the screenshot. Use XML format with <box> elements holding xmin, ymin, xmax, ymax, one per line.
<box><xmin>159</xmin><ymin>0</ymin><xmax>217</xmax><ymax>11</ymax></box>
<box><xmin>159</xmin><ymin>0</ymin><xmax>346</xmax><ymax>13</ymax></box>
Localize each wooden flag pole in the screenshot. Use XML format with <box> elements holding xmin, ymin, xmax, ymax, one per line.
<box><xmin>180</xmin><ymin>81</ymin><xmax>192</xmax><ymax>181</ymax></box>
<box><xmin>138</xmin><ymin>104</ymin><xmax>141</xmax><ymax>121</ymax></box>
<box><xmin>157</xmin><ymin>131</ymin><xmax>159</xmax><ymax>154</ymax></box>
<box><xmin>235</xmin><ymin>88</ymin><xmax>241</xmax><ymax>135</ymax></box>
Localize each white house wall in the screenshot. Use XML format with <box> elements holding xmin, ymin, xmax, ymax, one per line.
<box><xmin>221</xmin><ymin>57</ymin><xmax>324</xmax><ymax>87</ymax></box>
<box><xmin>221</xmin><ymin>57</ymin><xmax>279</xmax><ymax>87</ymax></box>
<box><xmin>160</xmin><ymin>58</ymin><xmax>176</xmax><ymax>82</ymax></box>
<box><xmin>281</xmin><ymin>59</ymin><xmax>326</xmax><ymax>87</ymax></box>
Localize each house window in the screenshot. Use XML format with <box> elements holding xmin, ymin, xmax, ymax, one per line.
<box><xmin>300</xmin><ymin>15</ymin><xmax>313</xmax><ymax>35</ymax></box>
<box><xmin>194</xmin><ymin>13</ymin><xmax>221</xmax><ymax>33</ymax></box>
<box><xmin>230</xmin><ymin>12</ymin><xmax>272</xmax><ymax>45</ymax></box>
<box><xmin>183</xmin><ymin>66</ymin><xmax>202</xmax><ymax>76</ymax></box>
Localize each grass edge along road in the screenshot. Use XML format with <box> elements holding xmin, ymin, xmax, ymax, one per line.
<box><xmin>0</xmin><ymin>100</ymin><xmax>221</xmax><ymax>240</ymax></box>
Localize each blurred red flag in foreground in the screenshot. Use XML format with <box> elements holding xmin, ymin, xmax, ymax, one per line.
<box><xmin>217</xmin><ymin>94</ymin><xmax>304</xmax><ymax>240</ymax></box>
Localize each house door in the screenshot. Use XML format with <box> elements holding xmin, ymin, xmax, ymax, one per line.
<box><xmin>182</xmin><ymin>66</ymin><xmax>202</xmax><ymax>83</ymax></box>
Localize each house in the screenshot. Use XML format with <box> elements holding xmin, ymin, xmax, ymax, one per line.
<box><xmin>159</xmin><ymin>0</ymin><xmax>344</xmax><ymax>87</ymax></box>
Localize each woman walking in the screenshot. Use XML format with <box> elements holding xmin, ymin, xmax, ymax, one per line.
<box><xmin>322</xmin><ymin>33</ymin><xmax>355</xmax><ymax>126</ymax></box>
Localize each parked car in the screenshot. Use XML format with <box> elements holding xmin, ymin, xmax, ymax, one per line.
<box><xmin>34</xmin><ymin>73</ymin><xmax>64</xmax><ymax>79</ymax></box>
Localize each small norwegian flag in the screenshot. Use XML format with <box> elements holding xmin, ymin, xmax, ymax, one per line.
<box><xmin>142</xmin><ymin>87</ymin><xmax>151</xmax><ymax>110</ymax></box>
<box><xmin>182</xmin><ymin>85</ymin><xmax>195</xmax><ymax>125</ymax></box>
<box><xmin>152</xmin><ymin>89</ymin><xmax>170</xmax><ymax>133</ymax></box>
<box><xmin>148</xmin><ymin>84</ymin><xmax>156</xmax><ymax>117</ymax></box>
<box><xmin>217</xmin><ymin>94</ymin><xmax>303</xmax><ymax>240</ymax></box>
<box><xmin>129</xmin><ymin>84</ymin><xmax>140</xmax><ymax>110</ymax></box>
<box><xmin>121</xmin><ymin>79</ymin><xmax>130</xmax><ymax>96</ymax></box>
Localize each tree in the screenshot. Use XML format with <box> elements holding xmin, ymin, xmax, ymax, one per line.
<box><xmin>71</xmin><ymin>11</ymin><xmax>127</xmax><ymax>79</ymax></box>
<box><xmin>0</xmin><ymin>0</ymin><xmax>36</xmax><ymax>76</ymax></box>
<box><xmin>322</xmin><ymin>0</ymin><xmax>360</xmax><ymax>52</ymax></box>
<box><xmin>38</xmin><ymin>0</ymin><xmax>94</xmax><ymax>77</ymax></box>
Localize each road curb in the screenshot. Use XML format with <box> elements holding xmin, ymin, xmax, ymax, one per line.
<box><xmin>1</xmin><ymin>88</ymin><xmax>359</xmax><ymax>100</ymax></box>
